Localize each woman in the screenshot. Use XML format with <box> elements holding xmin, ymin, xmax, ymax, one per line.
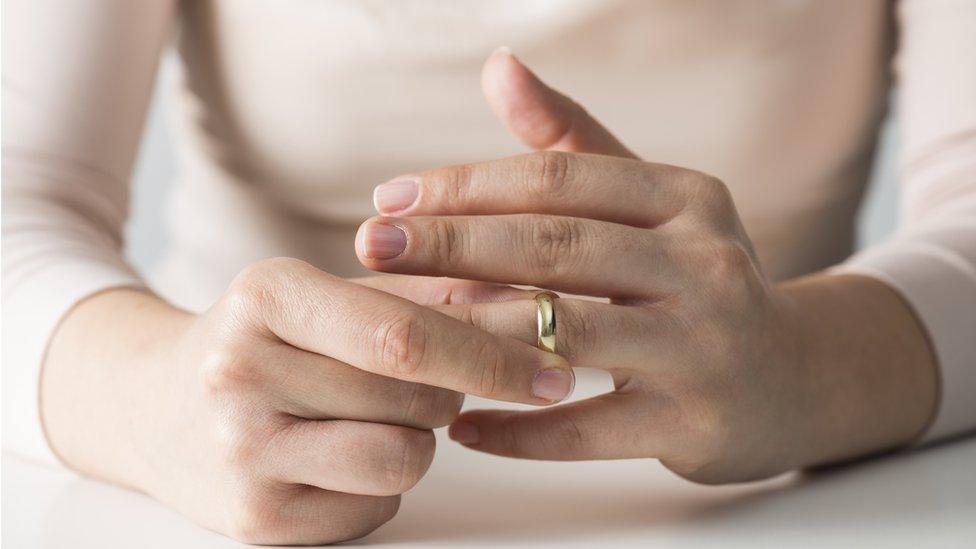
<box><xmin>3</xmin><ymin>0</ymin><xmax>974</xmax><ymax>545</ymax></box>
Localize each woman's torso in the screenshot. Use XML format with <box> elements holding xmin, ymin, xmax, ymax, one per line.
<box><xmin>153</xmin><ymin>0</ymin><xmax>892</xmax><ymax>311</ymax></box>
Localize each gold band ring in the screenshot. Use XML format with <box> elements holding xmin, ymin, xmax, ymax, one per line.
<box><xmin>535</xmin><ymin>291</ymin><xmax>558</xmax><ymax>353</ymax></box>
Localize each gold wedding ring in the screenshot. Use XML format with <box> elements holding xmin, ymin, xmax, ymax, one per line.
<box><xmin>535</xmin><ymin>291</ymin><xmax>558</xmax><ymax>353</ymax></box>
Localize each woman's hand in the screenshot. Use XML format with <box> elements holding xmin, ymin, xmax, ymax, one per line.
<box><xmin>354</xmin><ymin>50</ymin><xmax>938</xmax><ymax>484</ymax></box>
<box><xmin>41</xmin><ymin>259</ymin><xmax>571</xmax><ymax>545</ymax></box>
<box><xmin>359</xmin><ymin>151</ymin><xmax>809</xmax><ymax>484</ymax></box>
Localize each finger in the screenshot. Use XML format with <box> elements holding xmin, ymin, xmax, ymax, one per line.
<box><xmin>271</xmin><ymin>419</ymin><xmax>435</xmax><ymax>497</ymax></box>
<box><xmin>373</xmin><ymin>152</ymin><xmax>690</xmax><ymax>227</ymax></box>
<box><xmin>448</xmin><ymin>391</ymin><xmax>665</xmax><ymax>460</ymax></box>
<box><xmin>431</xmin><ymin>298</ymin><xmax>670</xmax><ymax>371</ymax></box>
<box><xmin>237</xmin><ymin>259</ymin><xmax>574</xmax><ymax>406</ymax></box>
<box><xmin>236</xmin><ymin>485</ymin><xmax>399</xmax><ymax>545</ymax></box>
<box><xmin>267</xmin><ymin>343</ymin><xmax>463</xmax><ymax>429</ymax></box>
<box><xmin>356</xmin><ymin>214</ymin><xmax>677</xmax><ymax>297</ymax></box>
<box><xmin>350</xmin><ymin>275</ymin><xmax>532</xmax><ymax>305</ymax></box>
<box><xmin>482</xmin><ymin>47</ymin><xmax>638</xmax><ymax>159</ymax></box>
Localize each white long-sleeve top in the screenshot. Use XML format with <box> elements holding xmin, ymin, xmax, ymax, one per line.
<box><xmin>3</xmin><ymin>0</ymin><xmax>975</xmax><ymax>464</ymax></box>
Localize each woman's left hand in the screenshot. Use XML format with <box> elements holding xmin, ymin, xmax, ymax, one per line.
<box><xmin>354</xmin><ymin>50</ymin><xmax>935</xmax><ymax>484</ymax></box>
<box><xmin>358</xmin><ymin>162</ymin><xmax>809</xmax><ymax>483</ymax></box>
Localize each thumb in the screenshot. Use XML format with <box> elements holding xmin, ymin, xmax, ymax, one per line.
<box><xmin>481</xmin><ymin>47</ymin><xmax>638</xmax><ymax>159</ymax></box>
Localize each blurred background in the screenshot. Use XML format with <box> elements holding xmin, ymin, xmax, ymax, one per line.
<box><xmin>124</xmin><ymin>59</ymin><xmax>901</xmax><ymax>276</ymax></box>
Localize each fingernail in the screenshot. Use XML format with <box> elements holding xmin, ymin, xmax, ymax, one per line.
<box><xmin>373</xmin><ymin>178</ymin><xmax>419</xmax><ymax>214</ymax></box>
<box><xmin>492</xmin><ymin>45</ymin><xmax>512</xmax><ymax>57</ymax></box>
<box><xmin>450</xmin><ymin>421</ymin><xmax>480</xmax><ymax>445</ymax></box>
<box><xmin>531</xmin><ymin>368</ymin><xmax>574</xmax><ymax>403</ymax></box>
<box><xmin>361</xmin><ymin>222</ymin><xmax>407</xmax><ymax>259</ymax></box>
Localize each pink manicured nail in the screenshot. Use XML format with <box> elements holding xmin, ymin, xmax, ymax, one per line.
<box><xmin>450</xmin><ymin>421</ymin><xmax>480</xmax><ymax>445</ymax></box>
<box><xmin>531</xmin><ymin>368</ymin><xmax>574</xmax><ymax>402</ymax></box>
<box><xmin>373</xmin><ymin>178</ymin><xmax>419</xmax><ymax>214</ymax></box>
<box><xmin>361</xmin><ymin>222</ymin><xmax>407</xmax><ymax>259</ymax></box>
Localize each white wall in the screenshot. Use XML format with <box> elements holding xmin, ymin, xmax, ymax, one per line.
<box><xmin>126</xmin><ymin>80</ymin><xmax>177</xmax><ymax>273</ymax></box>
<box><xmin>124</xmin><ymin>82</ymin><xmax>901</xmax><ymax>275</ymax></box>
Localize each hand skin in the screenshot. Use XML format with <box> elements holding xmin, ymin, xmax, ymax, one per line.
<box><xmin>40</xmin><ymin>260</ymin><xmax>568</xmax><ymax>545</ymax></box>
<box><xmin>356</xmin><ymin>49</ymin><xmax>940</xmax><ymax>483</ymax></box>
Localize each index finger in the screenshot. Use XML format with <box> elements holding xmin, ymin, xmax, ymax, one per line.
<box><xmin>372</xmin><ymin>151</ymin><xmax>693</xmax><ymax>227</ymax></box>
<box><xmin>236</xmin><ymin>258</ymin><xmax>573</xmax><ymax>405</ymax></box>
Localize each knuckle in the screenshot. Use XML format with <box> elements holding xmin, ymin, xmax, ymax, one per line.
<box><xmin>499</xmin><ymin>413</ymin><xmax>524</xmax><ymax>455</ymax></box>
<box><xmin>335</xmin><ymin>496</ymin><xmax>401</xmax><ymax>543</ymax></box>
<box><xmin>231</xmin><ymin>257</ymin><xmax>308</xmax><ymax>292</ymax></box>
<box><xmin>707</xmin><ymin>240</ymin><xmax>753</xmax><ymax>283</ymax></box>
<box><xmin>440</xmin><ymin>163</ymin><xmax>473</xmax><ymax>208</ymax></box>
<box><xmin>214</xmin><ymin>415</ymin><xmax>266</xmax><ymax>472</ymax></box>
<box><xmin>436</xmin><ymin>390</ymin><xmax>466</xmax><ymax>425</ymax></box>
<box><xmin>374</xmin><ymin>312</ymin><xmax>429</xmax><ymax>378</ymax></box>
<box><xmin>557</xmin><ymin>301</ymin><xmax>592</xmax><ymax>357</ymax></box>
<box><xmin>223</xmin><ymin>278</ymin><xmax>269</xmax><ymax>321</ymax></box>
<box><xmin>426</xmin><ymin>218</ymin><xmax>464</xmax><ymax>265</ymax></box>
<box><xmin>471</xmin><ymin>339</ymin><xmax>508</xmax><ymax>397</ymax></box>
<box><xmin>550</xmin><ymin>417</ymin><xmax>587</xmax><ymax>454</ymax></box>
<box><xmin>400</xmin><ymin>383</ymin><xmax>464</xmax><ymax>428</ymax></box>
<box><xmin>225</xmin><ymin>257</ymin><xmax>310</xmax><ymax>318</ymax></box>
<box><xmin>524</xmin><ymin>150</ymin><xmax>573</xmax><ymax>197</ymax></box>
<box><xmin>200</xmin><ymin>346</ymin><xmax>264</xmax><ymax>394</ymax></box>
<box><xmin>453</xmin><ymin>303</ymin><xmax>477</xmax><ymax>327</ymax></box>
<box><xmin>499</xmin><ymin>412</ymin><xmax>538</xmax><ymax>457</ymax></box>
<box><xmin>682</xmin><ymin>396</ymin><xmax>736</xmax><ymax>462</ymax></box>
<box><xmin>357</xmin><ymin>496</ymin><xmax>402</xmax><ymax>539</ymax></box>
<box><xmin>694</xmin><ymin>175</ymin><xmax>736</xmax><ymax>219</ymax></box>
<box><xmin>527</xmin><ymin>215</ymin><xmax>585</xmax><ymax>276</ymax></box>
<box><xmin>383</xmin><ymin>430</ymin><xmax>436</xmax><ymax>494</ymax></box>
<box><xmin>684</xmin><ymin>239</ymin><xmax>753</xmax><ymax>287</ymax></box>
<box><xmin>226</xmin><ymin>489</ymin><xmax>286</xmax><ymax>544</ymax></box>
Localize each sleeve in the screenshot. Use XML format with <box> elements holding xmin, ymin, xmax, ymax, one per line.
<box><xmin>1</xmin><ymin>0</ymin><xmax>176</xmax><ymax>463</ymax></box>
<box><xmin>835</xmin><ymin>0</ymin><xmax>976</xmax><ymax>443</ymax></box>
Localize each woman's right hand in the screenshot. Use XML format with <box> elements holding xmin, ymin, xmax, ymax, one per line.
<box><xmin>41</xmin><ymin>257</ymin><xmax>572</xmax><ymax>545</ymax></box>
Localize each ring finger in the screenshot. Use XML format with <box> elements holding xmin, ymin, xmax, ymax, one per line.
<box><xmin>434</xmin><ymin>298</ymin><xmax>676</xmax><ymax>372</ymax></box>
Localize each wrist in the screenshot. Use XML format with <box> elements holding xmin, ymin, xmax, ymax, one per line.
<box><xmin>42</xmin><ymin>288</ymin><xmax>193</xmax><ymax>490</ymax></box>
<box><xmin>776</xmin><ymin>273</ymin><xmax>938</xmax><ymax>469</ymax></box>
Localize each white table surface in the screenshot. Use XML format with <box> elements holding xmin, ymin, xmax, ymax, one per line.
<box><xmin>3</xmin><ymin>371</ymin><xmax>975</xmax><ymax>548</ymax></box>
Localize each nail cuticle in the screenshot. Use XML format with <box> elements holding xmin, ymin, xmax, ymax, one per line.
<box><xmin>531</xmin><ymin>367</ymin><xmax>575</xmax><ymax>403</ymax></box>
<box><xmin>374</xmin><ymin>178</ymin><xmax>420</xmax><ymax>214</ymax></box>
<box><xmin>362</xmin><ymin>222</ymin><xmax>408</xmax><ymax>259</ymax></box>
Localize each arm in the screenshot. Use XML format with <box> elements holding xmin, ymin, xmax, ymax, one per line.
<box><xmin>2</xmin><ymin>0</ymin><xmax>174</xmax><ymax>463</ymax></box>
<box><xmin>834</xmin><ymin>0</ymin><xmax>976</xmax><ymax>443</ymax></box>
